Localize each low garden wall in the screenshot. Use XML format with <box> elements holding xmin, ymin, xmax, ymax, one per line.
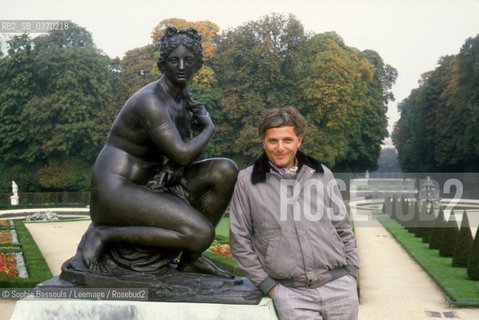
<box><xmin>0</xmin><ymin>192</ymin><xmax>90</xmax><ymax>206</ymax></box>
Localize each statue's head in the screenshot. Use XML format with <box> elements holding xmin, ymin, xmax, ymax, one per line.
<box><xmin>157</xmin><ymin>27</ymin><xmax>204</xmax><ymax>73</ymax></box>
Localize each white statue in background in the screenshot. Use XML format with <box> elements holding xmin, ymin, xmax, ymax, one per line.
<box><xmin>10</xmin><ymin>181</ymin><xmax>19</xmax><ymax>205</ymax></box>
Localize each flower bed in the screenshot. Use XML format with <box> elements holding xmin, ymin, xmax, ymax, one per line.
<box><xmin>204</xmin><ymin>240</ymin><xmax>244</xmax><ymax>276</ymax></box>
<box><xmin>0</xmin><ymin>219</ymin><xmax>28</xmax><ymax>280</ymax></box>
<box><xmin>0</xmin><ymin>220</ymin><xmax>11</xmax><ymax>227</ymax></box>
<box><xmin>0</xmin><ymin>229</ymin><xmax>13</xmax><ymax>245</ymax></box>
<box><xmin>208</xmin><ymin>240</ymin><xmax>232</xmax><ymax>258</ymax></box>
<box><xmin>0</xmin><ymin>219</ymin><xmax>51</xmax><ymax>287</ymax></box>
<box><xmin>0</xmin><ymin>220</ymin><xmax>16</xmax><ymax>245</ymax></box>
<box><xmin>0</xmin><ymin>252</ymin><xmax>18</xmax><ymax>278</ymax></box>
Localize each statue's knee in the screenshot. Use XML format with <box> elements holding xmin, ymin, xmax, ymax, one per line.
<box><xmin>181</xmin><ymin>221</ymin><xmax>214</xmax><ymax>252</ymax></box>
<box><xmin>213</xmin><ymin>159</ymin><xmax>238</xmax><ymax>184</ymax></box>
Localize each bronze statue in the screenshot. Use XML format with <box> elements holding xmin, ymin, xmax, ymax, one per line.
<box><xmin>76</xmin><ymin>27</ymin><xmax>237</xmax><ymax>277</ymax></box>
<box><xmin>38</xmin><ymin>27</ymin><xmax>262</xmax><ymax>304</ymax></box>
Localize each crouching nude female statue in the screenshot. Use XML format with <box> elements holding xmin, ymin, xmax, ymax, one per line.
<box><xmin>74</xmin><ymin>27</ymin><xmax>237</xmax><ymax>278</ymax></box>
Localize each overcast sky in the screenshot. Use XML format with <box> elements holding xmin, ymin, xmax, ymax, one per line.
<box><xmin>2</xmin><ymin>0</ymin><xmax>479</xmax><ymax>135</ymax></box>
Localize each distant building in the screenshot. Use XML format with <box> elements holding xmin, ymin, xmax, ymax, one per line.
<box><xmin>381</xmin><ymin>139</ymin><xmax>395</xmax><ymax>150</ymax></box>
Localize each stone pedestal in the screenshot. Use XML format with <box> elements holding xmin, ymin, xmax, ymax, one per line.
<box><xmin>10</xmin><ymin>297</ymin><xmax>279</xmax><ymax>320</ymax></box>
<box><xmin>10</xmin><ymin>195</ymin><xmax>19</xmax><ymax>206</ymax></box>
<box><xmin>57</xmin><ymin>252</ymin><xmax>263</xmax><ymax>304</ymax></box>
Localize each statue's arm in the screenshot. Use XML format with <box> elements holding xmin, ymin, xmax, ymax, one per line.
<box><xmin>138</xmin><ymin>99</ymin><xmax>214</xmax><ymax>166</ymax></box>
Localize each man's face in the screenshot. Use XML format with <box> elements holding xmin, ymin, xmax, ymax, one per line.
<box><xmin>262</xmin><ymin>126</ymin><xmax>303</xmax><ymax>168</ymax></box>
<box><xmin>164</xmin><ymin>45</ymin><xmax>197</xmax><ymax>87</ymax></box>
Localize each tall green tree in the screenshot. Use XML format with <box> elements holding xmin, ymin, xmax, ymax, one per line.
<box><xmin>392</xmin><ymin>89</ymin><xmax>422</xmax><ymax>172</ymax></box>
<box><xmin>393</xmin><ymin>34</ymin><xmax>479</xmax><ymax>172</ymax></box>
<box><xmin>0</xmin><ymin>24</ymin><xmax>116</xmax><ymax>191</ymax></box>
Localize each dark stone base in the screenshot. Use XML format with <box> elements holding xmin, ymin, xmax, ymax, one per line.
<box><xmin>37</xmin><ymin>253</ymin><xmax>263</xmax><ymax>305</ymax></box>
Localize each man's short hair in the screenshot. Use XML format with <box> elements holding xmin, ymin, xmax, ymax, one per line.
<box><xmin>157</xmin><ymin>26</ymin><xmax>204</xmax><ymax>72</ymax></box>
<box><xmin>258</xmin><ymin>107</ymin><xmax>307</xmax><ymax>139</ymax></box>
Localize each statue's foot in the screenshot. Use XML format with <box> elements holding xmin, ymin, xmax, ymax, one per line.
<box><xmin>80</xmin><ymin>225</ymin><xmax>107</xmax><ymax>273</ymax></box>
<box><xmin>177</xmin><ymin>255</ymin><xmax>234</xmax><ymax>278</ymax></box>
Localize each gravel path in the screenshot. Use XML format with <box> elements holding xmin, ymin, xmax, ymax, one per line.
<box><xmin>355</xmin><ymin>211</ymin><xmax>479</xmax><ymax>320</ymax></box>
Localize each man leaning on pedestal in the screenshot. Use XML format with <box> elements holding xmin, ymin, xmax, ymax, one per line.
<box><xmin>229</xmin><ymin>107</ymin><xmax>360</xmax><ymax>320</ymax></box>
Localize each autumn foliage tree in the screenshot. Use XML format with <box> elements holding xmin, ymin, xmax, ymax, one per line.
<box><xmin>211</xmin><ymin>14</ymin><xmax>396</xmax><ymax>169</ymax></box>
<box><xmin>296</xmin><ymin>35</ymin><xmax>396</xmax><ymax>171</ymax></box>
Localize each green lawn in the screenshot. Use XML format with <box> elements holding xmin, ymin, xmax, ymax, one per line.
<box><xmin>205</xmin><ymin>217</ymin><xmax>246</xmax><ymax>276</ymax></box>
<box><xmin>381</xmin><ymin>218</ymin><xmax>479</xmax><ymax>305</ymax></box>
<box><xmin>215</xmin><ymin>216</ymin><xmax>230</xmax><ymax>241</ymax></box>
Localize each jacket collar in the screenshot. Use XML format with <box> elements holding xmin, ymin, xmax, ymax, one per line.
<box><xmin>251</xmin><ymin>150</ymin><xmax>324</xmax><ymax>185</ymax></box>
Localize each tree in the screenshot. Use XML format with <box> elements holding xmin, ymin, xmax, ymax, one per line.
<box><xmin>452</xmin><ymin>211</ymin><xmax>474</xmax><ymax>267</ymax></box>
<box><xmin>337</xmin><ymin>49</ymin><xmax>397</xmax><ymax>171</ymax></box>
<box><xmin>297</xmin><ymin>34</ymin><xmax>359</xmax><ymax>167</ymax></box>
<box><xmin>115</xmin><ymin>44</ymin><xmax>160</xmax><ymax>102</ymax></box>
<box><xmin>0</xmin><ymin>34</ymin><xmax>41</xmax><ymax>191</ymax></box>
<box><xmin>297</xmin><ymin>35</ymin><xmax>396</xmax><ymax>171</ymax></box>
<box><xmin>392</xmin><ymin>89</ymin><xmax>423</xmax><ymax>172</ymax></box>
<box><xmin>0</xmin><ymin>24</ymin><xmax>116</xmax><ymax>191</ymax></box>
<box><xmin>213</xmin><ymin>14</ymin><xmax>307</xmax><ymax>167</ymax></box>
<box><xmin>393</xmin><ymin>34</ymin><xmax>479</xmax><ymax>172</ymax></box>
<box><xmin>212</xmin><ymin>14</ymin><xmax>396</xmax><ymax>169</ymax></box>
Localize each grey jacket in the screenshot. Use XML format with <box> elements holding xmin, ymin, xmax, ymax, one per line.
<box><xmin>229</xmin><ymin>152</ymin><xmax>359</xmax><ymax>294</ymax></box>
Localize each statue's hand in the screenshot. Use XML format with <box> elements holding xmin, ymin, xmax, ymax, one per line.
<box><xmin>191</xmin><ymin>113</ymin><xmax>214</xmax><ymax>133</ymax></box>
<box><xmin>156</xmin><ymin>163</ymin><xmax>184</xmax><ymax>187</ymax></box>
<box><xmin>184</xmin><ymin>91</ymin><xmax>213</xmax><ymax>134</ymax></box>
<box><xmin>184</xmin><ymin>92</ymin><xmax>207</xmax><ymax>116</ymax></box>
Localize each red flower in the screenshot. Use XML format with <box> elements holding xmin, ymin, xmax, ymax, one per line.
<box><xmin>0</xmin><ymin>252</ymin><xmax>18</xmax><ymax>278</ymax></box>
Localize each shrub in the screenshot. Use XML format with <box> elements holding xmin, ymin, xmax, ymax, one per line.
<box><xmin>381</xmin><ymin>196</ymin><xmax>388</xmax><ymax>215</ymax></box>
<box><xmin>467</xmin><ymin>227</ymin><xmax>479</xmax><ymax>280</ymax></box>
<box><xmin>429</xmin><ymin>208</ymin><xmax>445</xmax><ymax>250</ymax></box>
<box><xmin>419</xmin><ymin>204</ymin><xmax>434</xmax><ymax>243</ymax></box>
<box><xmin>411</xmin><ymin>201</ymin><xmax>422</xmax><ymax>237</ymax></box>
<box><xmin>452</xmin><ymin>211</ymin><xmax>473</xmax><ymax>267</ymax></box>
<box><xmin>439</xmin><ymin>211</ymin><xmax>459</xmax><ymax>257</ymax></box>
